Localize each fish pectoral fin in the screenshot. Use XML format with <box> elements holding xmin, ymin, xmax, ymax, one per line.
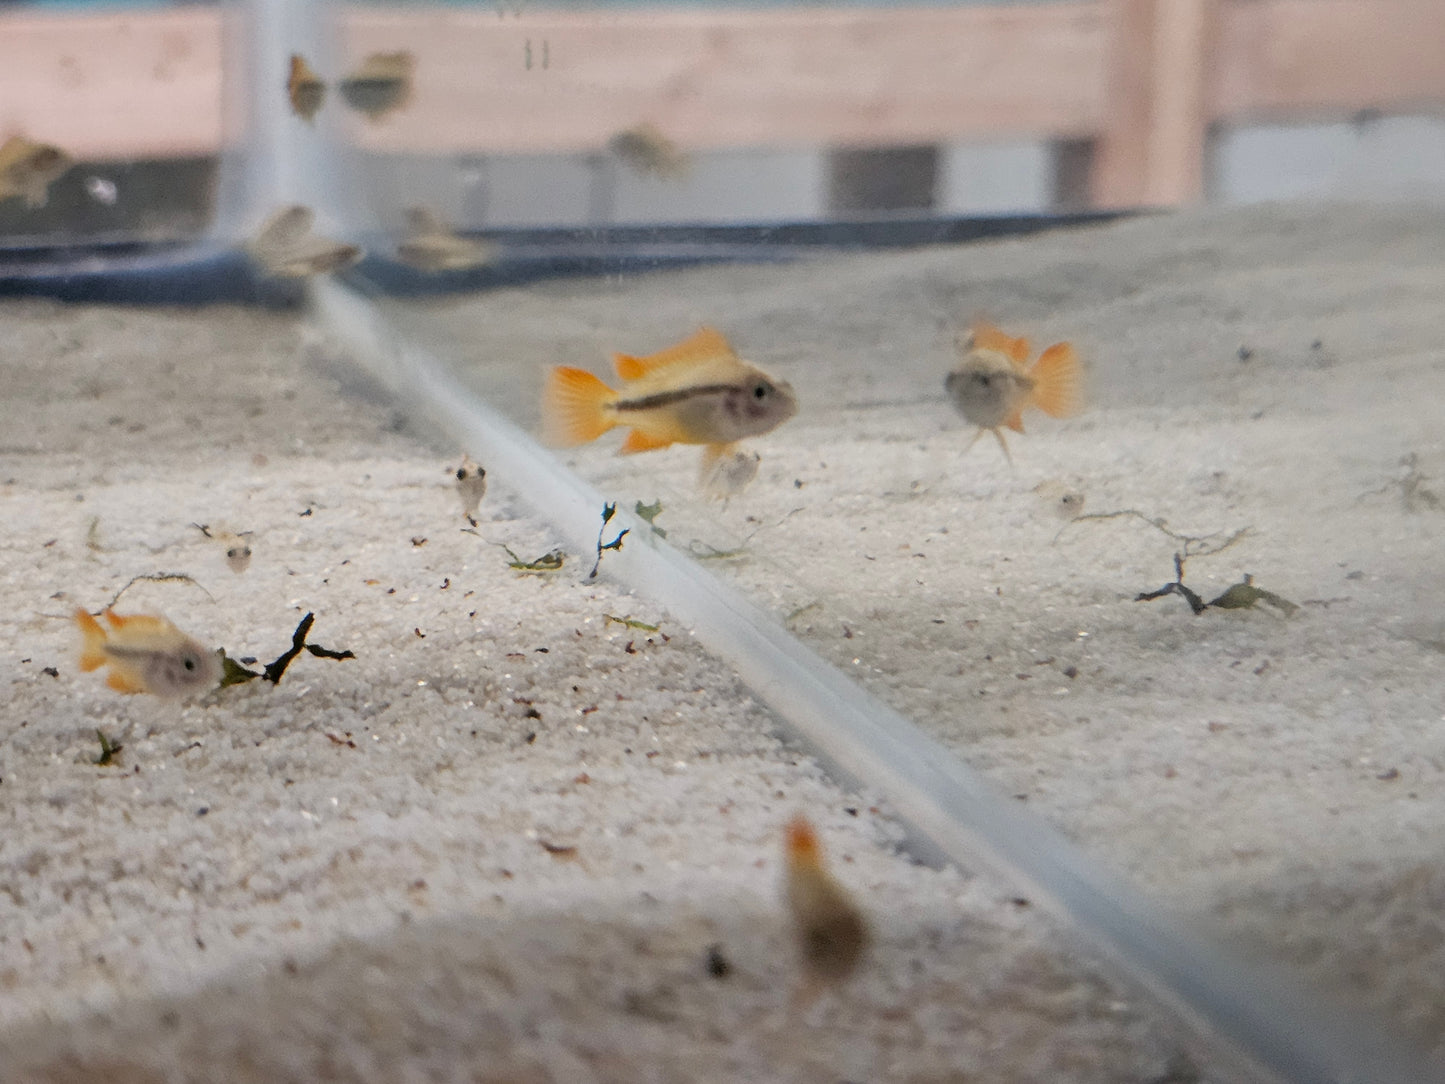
<box><xmin>1003</xmin><ymin>409</ymin><xmax>1026</xmax><ymax>433</ymax></box>
<box><xmin>106</xmin><ymin>670</ymin><xmax>145</xmax><ymax>694</ymax></box>
<box><xmin>541</xmin><ymin>367</ymin><xmax>617</xmax><ymax>447</ymax></box>
<box><xmin>620</xmin><ymin>428</ymin><xmax>674</xmax><ymax>454</ymax></box>
<box><xmin>1028</xmin><ymin>342</ymin><xmax>1081</xmax><ymax>418</ymax></box>
<box><xmin>970</xmin><ymin>323</ymin><xmax>1031</xmax><ymax>366</ymax></box>
<box><xmin>613</xmin><ymin>326</ymin><xmax>737</xmax><ymax>381</ymax></box>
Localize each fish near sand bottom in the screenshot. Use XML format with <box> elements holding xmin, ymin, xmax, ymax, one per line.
<box><xmin>75</xmin><ymin>609</ymin><xmax>221</xmax><ymax>698</ymax></box>
<box><xmin>783</xmin><ymin>814</ymin><xmax>869</xmax><ymax>998</ymax></box>
<box><xmin>0</xmin><ymin>135</ymin><xmax>74</xmax><ymax>209</ymax></box>
<box><xmin>945</xmin><ymin>322</ymin><xmax>1081</xmax><ymax>462</ymax></box>
<box><xmin>542</xmin><ymin>327</ymin><xmax>797</xmax><ymax>466</ymax></box>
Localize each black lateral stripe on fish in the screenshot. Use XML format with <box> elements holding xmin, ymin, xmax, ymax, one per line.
<box><xmin>614</xmin><ymin>383</ymin><xmax>742</xmax><ymax>412</ymax></box>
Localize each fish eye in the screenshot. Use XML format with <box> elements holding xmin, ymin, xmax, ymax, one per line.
<box><xmin>456</xmin><ymin>468</ymin><xmax>467</xmax><ymax>480</ymax></box>
<box><xmin>183</xmin><ymin>657</ymin><xmax>196</xmax><ymax>671</ymax></box>
<box><xmin>753</xmin><ymin>383</ymin><xmax>769</xmax><ymax>400</ymax></box>
<box><xmin>227</xmin><ymin>547</ymin><xmax>238</xmax><ymax>558</ymax></box>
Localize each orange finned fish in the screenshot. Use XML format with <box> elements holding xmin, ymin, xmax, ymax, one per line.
<box><xmin>945</xmin><ymin>322</ymin><xmax>1080</xmax><ymax>462</ymax></box>
<box><xmin>783</xmin><ymin>814</ymin><xmax>869</xmax><ymax>990</ymax></box>
<box><xmin>75</xmin><ymin>609</ymin><xmax>220</xmax><ymax>698</ymax></box>
<box><xmin>0</xmin><ymin>135</ymin><xmax>73</xmax><ymax>209</ymax></box>
<box><xmin>338</xmin><ymin>51</ymin><xmax>416</xmax><ymax>122</ymax></box>
<box><xmin>287</xmin><ymin>54</ymin><xmax>327</xmax><ymax>122</ymax></box>
<box><xmin>542</xmin><ymin>327</ymin><xmax>797</xmax><ymax>458</ymax></box>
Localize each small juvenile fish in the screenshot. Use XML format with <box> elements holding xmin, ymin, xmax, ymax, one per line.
<box><xmin>0</xmin><ymin>135</ymin><xmax>73</xmax><ymax>209</ymax></box>
<box><xmin>220</xmin><ymin>531</ymin><xmax>254</xmax><ymax>573</ymax></box>
<box><xmin>75</xmin><ymin>608</ymin><xmax>221</xmax><ymax>697</ymax></box>
<box><xmin>608</xmin><ymin>123</ymin><xmax>691</xmax><ymax>181</ymax></box>
<box><xmin>1033</xmin><ymin>478</ymin><xmax>1086</xmax><ymax>520</ymax></box>
<box><xmin>542</xmin><ymin>327</ymin><xmax>797</xmax><ymax>458</ymax></box>
<box><xmin>783</xmin><ymin>814</ymin><xmax>869</xmax><ymax>990</ymax></box>
<box><xmin>945</xmin><ymin>322</ymin><xmax>1080</xmax><ymax>462</ymax></box>
<box><xmin>287</xmin><ymin>53</ymin><xmax>327</xmax><ymax>122</ymax></box>
<box><xmin>339</xmin><ymin>51</ymin><xmax>416</xmax><ymax>122</ymax></box>
<box><xmin>396</xmin><ymin>207</ymin><xmax>495</xmax><ymax>272</ymax></box>
<box><xmin>454</xmin><ymin>455</ymin><xmax>487</xmax><ymax>519</ymax></box>
<box><xmin>246</xmin><ymin>204</ymin><xmax>363</xmax><ymax>278</ymax></box>
<box><xmin>700</xmin><ymin>444</ymin><xmax>761</xmax><ymax>500</ymax></box>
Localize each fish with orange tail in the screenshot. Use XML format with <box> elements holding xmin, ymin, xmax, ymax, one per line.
<box><xmin>783</xmin><ymin>814</ymin><xmax>869</xmax><ymax>994</ymax></box>
<box><xmin>945</xmin><ymin>322</ymin><xmax>1081</xmax><ymax>462</ymax></box>
<box><xmin>541</xmin><ymin>327</ymin><xmax>797</xmax><ymax>459</ymax></box>
<box><xmin>75</xmin><ymin>608</ymin><xmax>220</xmax><ymax>698</ymax></box>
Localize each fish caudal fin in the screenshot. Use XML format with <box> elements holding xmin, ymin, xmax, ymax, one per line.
<box><xmin>613</xmin><ymin>326</ymin><xmax>736</xmax><ymax>382</ymax></box>
<box><xmin>75</xmin><ymin>609</ymin><xmax>108</xmax><ymax>671</ymax></box>
<box><xmin>620</xmin><ymin>428</ymin><xmax>674</xmax><ymax>454</ymax></box>
<box><xmin>542</xmin><ymin>367</ymin><xmax>617</xmax><ymax>447</ymax></box>
<box><xmin>1028</xmin><ymin>342</ymin><xmax>1081</xmax><ymax>418</ymax></box>
<box><xmin>969</xmin><ymin>322</ymin><xmax>1031</xmax><ymax>366</ymax></box>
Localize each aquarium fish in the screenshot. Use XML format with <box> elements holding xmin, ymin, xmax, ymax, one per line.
<box><xmin>287</xmin><ymin>54</ymin><xmax>327</xmax><ymax>122</ymax></box>
<box><xmin>339</xmin><ymin>51</ymin><xmax>415</xmax><ymax>122</ymax></box>
<box><xmin>543</xmin><ymin>327</ymin><xmax>797</xmax><ymax>456</ymax></box>
<box><xmin>700</xmin><ymin>444</ymin><xmax>761</xmax><ymax>500</ymax></box>
<box><xmin>246</xmin><ymin>204</ymin><xmax>363</xmax><ymax>278</ymax></box>
<box><xmin>454</xmin><ymin>455</ymin><xmax>487</xmax><ymax>519</ymax></box>
<box><xmin>0</xmin><ymin>135</ymin><xmax>73</xmax><ymax>209</ymax></box>
<box><xmin>76</xmin><ymin>608</ymin><xmax>221</xmax><ymax>697</ymax></box>
<box><xmin>944</xmin><ymin>322</ymin><xmax>1080</xmax><ymax>462</ymax></box>
<box><xmin>396</xmin><ymin>207</ymin><xmax>495</xmax><ymax>272</ymax></box>
<box><xmin>783</xmin><ymin>814</ymin><xmax>869</xmax><ymax>989</ymax></box>
<box><xmin>608</xmin><ymin>123</ymin><xmax>691</xmax><ymax>181</ymax></box>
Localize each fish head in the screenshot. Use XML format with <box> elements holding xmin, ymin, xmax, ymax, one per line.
<box><xmin>142</xmin><ymin>639</ymin><xmax>222</xmax><ymax>698</ymax></box>
<box><xmin>945</xmin><ymin>358</ymin><xmax>1030</xmax><ymax>429</ymax></box>
<box><xmin>719</xmin><ymin>373</ymin><xmax>798</xmax><ymax>438</ymax></box>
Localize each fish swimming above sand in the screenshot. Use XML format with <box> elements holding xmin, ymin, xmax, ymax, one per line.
<box><xmin>339</xmin><ymin>51</ymin><xmax>416</xmax><ymax>122</ymax></box>
<box><xmin>396</xmin><ymin>207</ymin><xmax>495</xmax><ymax>273</ymax></box>
<box><xmin>246</xmin><ymin>204</ymin><xmax>363</xmax><ymax>278</ymax></box>
<box><xmin>542</xmin><ymin>326</ymin><xmax>797</xmax><ymax>458</ymax></box>
<box><xmin>287</xmin><ymin>53</ymin><xmax>327</xmax><ymax>122</ymax></box>
<box><xmin>76</xmin><ymin>608</ymin><xmax>221</xmax><ymax>697</ymax></box>
<box><xmin>0</xmin><ymin>135</ymin><xmax>74</xmax><ymax>209</ymax></box>
<box><xmin>944</xmin><ymin>322</ymin><xmax>1080</xmax><ymax>462</ymax></box>
<box><xmin>454</xmin><ymin>455</ymin><xmax>488</xmax><ymax>520</ymax></box>
<box><xmin>783</xmin><ymin>814</ymin><xmax>869</xmax><ymax>992</ymax></box>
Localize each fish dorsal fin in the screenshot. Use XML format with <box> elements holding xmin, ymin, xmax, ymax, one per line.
<box><xmin>620</xmin><ymin>428</ymin><xmax>675</xmax><ymax>454</ymax></box>
<box><xmin>102</xmin><ymin>609</ymin><xmax>171</xmax><ymax>633</ymax></box>
<box><xmin>970</xmin><ymin>323</ymin><xmax>1031</xmax><ymax>367</ymax></box>
<box><xmin>1028</xmin><ymin>342</ymin><xmax>1081</xmax><ymax>419</ymax></box>
<box><xmin>614</xmin><ymin>326</ymin><xmax>736</xmax><ymax>382</ymax></box>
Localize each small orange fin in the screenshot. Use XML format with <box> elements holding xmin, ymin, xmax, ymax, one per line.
<box><xmin>1003</xmin><ymin>410</ymin><xmax>1026</xmax><ymax>433</ymax></box>
<box><xmin>620</xmin><ymin>428</ymin><xmax>674</xmax><ymax>454</ymax></box>
<box><xmin>785</xmin><ymin>814</ymin><xmax>824</xmax><ymax>871</ymax></box>
<box><xmin>75</xmin><ymin>608</ymin><xmax>108</xmax><ymax>671</ymax></box>
<box><xmin>613</xmin><ymin>326</ymin><xmax>736</xmax><ymax>381</ymax></box>
<box><xmin>102</xmin><ymin>609</ymin><xmax>170</xmax><ymax>634</ymax></box>
<box><xmin>1028</xmin><ymin>342</ymin><xmax>1081</xmax><ymax>418</ymax></box>
<box><xmin>106</xmin><ymin>670</ymin><xmax>145</xmax><ymax>694</ymax></box>
<box><xmin>541</xmin><ymin>367</ymin><xmax>617</xmax><ymax>447</ymax></box>
<box><xmin>970</xmin><ymin>322</ymin><xmax>1031</xmax><ymax>366</ymax></box>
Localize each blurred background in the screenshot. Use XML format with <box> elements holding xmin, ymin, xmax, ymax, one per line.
<box><xmin>0</xmin><ymin>0</ymin><xmax>1442</xmax><ymax>243</ymax></box>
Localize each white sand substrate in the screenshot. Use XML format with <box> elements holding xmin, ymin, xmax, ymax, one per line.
<box><xmin>0</xmin><ymin>300</ymin><xmax>1229</xmax><ymax>1081</ymax></box>
<box><xmin>382</xmin><ymin>200</ymin><xmax>1445</xmax><ymax>1062</ymax></box>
